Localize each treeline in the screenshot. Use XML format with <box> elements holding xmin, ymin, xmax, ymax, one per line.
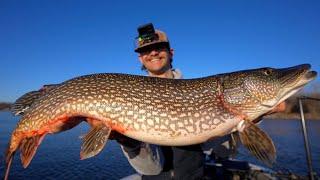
<box><xmin>0</xmin><ymin>102</ymin><xmax>12</xmax><ymax>111</ymax></box>
<box><xmin>266</xmin><ymin>91</ymin><xmax>320</xmax><ymax>120</ymax></box>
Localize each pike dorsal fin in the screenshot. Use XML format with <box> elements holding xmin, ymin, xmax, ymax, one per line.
<box><xmin>11</xmin><ymin>84</ymin><xmax>59</xmax><ymax>116</ymax></box>
<box><xmin>11</xmin><ymin>90</ymin><xmax>43</xmax><ymax>116</ymax></box>
<box><xmin>239</xmin><ymin>120</ymin><xmax>276</xmax><ymax>167</ymax></box>
<box><xmin>4</xmin><ymin>150</ymin><xmax>15</xmax><ymax>180</ymax></box>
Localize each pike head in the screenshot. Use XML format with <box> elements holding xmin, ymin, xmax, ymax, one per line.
<box><xmin>220</xmin><ymin>64</ymin><xmax>317</xmax><ymax>121</ymax></box>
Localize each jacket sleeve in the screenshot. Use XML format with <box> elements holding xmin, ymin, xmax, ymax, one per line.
<box><xmin>120</xmin><ymin>143</ymin><xmax>164</xmax><ymax>175</ymax></box>
<box><xmin>201</xmin><ymin>133</ymin><xmax>237</xmax><ymax>158</ymax></box>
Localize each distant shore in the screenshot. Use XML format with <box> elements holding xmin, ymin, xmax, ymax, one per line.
<box><xmin>0</xmin><ymin>102</ymin><xmax>11</xmax><ymax>111</ymax></box>
<box><xmin>265</xmin><ymin>113</ymin><xmax>319</xmax><ymax>120</ymax></box>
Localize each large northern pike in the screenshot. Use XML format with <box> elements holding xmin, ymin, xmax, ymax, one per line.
<box><xmin>4</xmin><ymin>64</ymin><xmax>317</xmax><ymax>179</ymax></box>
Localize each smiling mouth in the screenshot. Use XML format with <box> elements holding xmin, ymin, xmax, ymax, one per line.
<box><xmin>150</xmin><ymin>58</ymin><xmax>161</xmax><ymax>62</ymax></box>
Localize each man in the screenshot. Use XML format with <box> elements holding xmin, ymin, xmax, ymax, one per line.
<box><xmin>115</xmin><ymin>23</ymin><xmax>204</xmax><ymax>179</ymax></box>
<box><xmin>116</xmin><ymin>23</ymin><xmax>286</xmax><ymax>179</ymax></box>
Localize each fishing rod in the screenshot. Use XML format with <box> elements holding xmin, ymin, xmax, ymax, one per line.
<box><xmin>297</xmin><ymin>96</ymin><xmax>320</xmax><ymax>180</ymax></box>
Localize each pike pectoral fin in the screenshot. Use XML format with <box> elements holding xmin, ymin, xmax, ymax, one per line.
<box><xmin>20</xmin><ymin>134</ymin><xmax>46</xmax><ymax>168</ymax></box>
<box><xmin>239</xmin><ymin>121</ymin><xmax>276</xmax><ymax>167</ymax></box>
<box><xmin>80</xmin><ymin>124</ymin><xmax>111</xmax><ymax>160</ymax></box>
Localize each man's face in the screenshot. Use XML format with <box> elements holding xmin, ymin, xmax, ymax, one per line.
<box><xmin>138</xmin><ymin>45</ymin><xmax>174</xmax><ymax>74</ymax></box>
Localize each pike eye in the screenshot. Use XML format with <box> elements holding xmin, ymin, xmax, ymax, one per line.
<box><xmin>263</xmin><ymin>69</ymin><xmax>273</xmax><ymax>76</ymax></box>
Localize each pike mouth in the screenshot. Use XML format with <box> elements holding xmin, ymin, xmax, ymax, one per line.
<box><xmin>300</xmin><ymin>63</ymin><xmax>317</xmax><ymax>80</ymax></box>
<box><xmin>305</xmin><ymin>70</ymin><xmax>317</xmax><ymax>80</ymax></box>
<box><xmin>278</xmin><ymin>68</ymin><xmax>317</xmax><ymax>103</ymax></box>
<box><xmin>295</xmin><ymin>67</ymin><xmax>317</xmax><ymax>89</ymax></box>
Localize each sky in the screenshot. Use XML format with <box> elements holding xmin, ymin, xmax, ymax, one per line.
<box><xmin>0</xmin><ymin>0</ymin><xmax>319</xmax><ymax>102</ymax></box>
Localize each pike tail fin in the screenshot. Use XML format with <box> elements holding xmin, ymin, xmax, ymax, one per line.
<box><xmin>20</xmin><ymin>134</ymin><xmax>46</xmax><ymax>168</ymax></box>
<box><xmin>80</xmin><ymin>124</ymin><xmax>111</xmax><ymax>160</ymax></box>
<box><xmin>239</xmin><ymin>121</ymin><xmax>276</xmax><ymax>167</ymax></box>
<box><xmin>4</xmin><ymin>134</ymin><xmax>45</xmax><ymax>179</ymax></box>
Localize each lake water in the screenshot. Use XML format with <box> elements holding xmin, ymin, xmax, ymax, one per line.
<box><xmin>0</xmin><ymin>111</ymin><xmax>319</xmax><ymax>179</ymax></box>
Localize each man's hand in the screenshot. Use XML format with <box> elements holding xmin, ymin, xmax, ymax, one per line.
<box><xmin>253</xmin><ymin>101</ymin><xmax>287</xmax><ymax>123</ymax></box>
<box><xmin>109</xmin><ymin>131</ymin><xmax>142</xmax><ymax>148</ymax></box>
<box><xmin>109</xmin><ymin>131</ymin><xmax>142</xmax><ymax>158</ymax></box>
<box><xmin>266</xmin><ymin>101</ymin><xmax>286</xmax><ymax>114</ymax></box>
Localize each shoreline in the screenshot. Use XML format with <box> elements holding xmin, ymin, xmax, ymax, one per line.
<box><xmin>265</xmin><ymin>112</ymin><xmax>320</xmax><ymax>120</ymax></box>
